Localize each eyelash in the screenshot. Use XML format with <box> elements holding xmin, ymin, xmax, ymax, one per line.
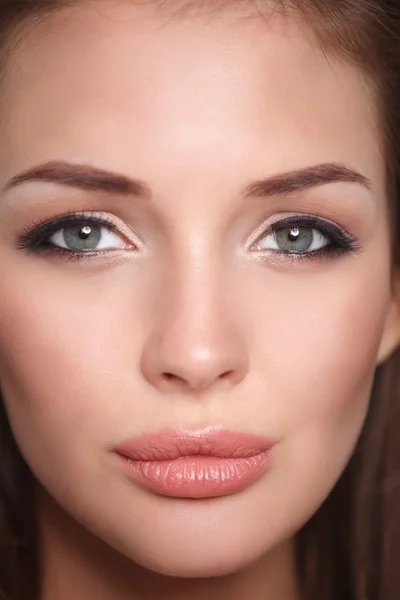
<box><xmin>16</xmin><ymin>211</ymin><xmax>362</xmax><ymax>263</ymax></box>
<box><xmin>17</xmin><ymin>211</ymin><xmax>123</xmax><ymax>260</ymax></box>
<box><xmin>256</xmin><ymin>214</ymin><xmax>362</xmax><ymax>262</ymax></box>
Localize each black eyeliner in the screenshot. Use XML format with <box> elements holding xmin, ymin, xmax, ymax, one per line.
<box><xmin>269</xmin><ymin>215</ymin><xmax>361</xmax><ymax>254</ymax></box>
<box><xmin>17</xmin><ymin>211</ymin><xmax>116</xmax><ymax>251</ymax></box>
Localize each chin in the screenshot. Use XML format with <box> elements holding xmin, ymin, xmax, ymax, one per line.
<box><xmin>127</xmin><ymin>546</ymin><xmax>260</xmax><ymax>579</ymax></box>
<box><xmin>110</xmin><ymin>519</ymin><xmax>272</xmax><ymax>579</ymax></box>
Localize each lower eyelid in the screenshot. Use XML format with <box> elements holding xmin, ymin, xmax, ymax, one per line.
<box><xmin>22</xmin><ymin>244</ymin><xmax>134</xmax><ymax>263</ymax></box>
<box><xmin>253</xmin><ymin>245</ymin><xmax>353</xmax><ymax>267</ymax></box>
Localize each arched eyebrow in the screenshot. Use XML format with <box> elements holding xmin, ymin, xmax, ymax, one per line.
<box><xmin>2</xmin><ymin>161</ymin><xmax>152</xmax><ymax>198</ymax></box>
<box><xmin>243</xmin><ymin>163</ymin><xmax>372</xmax><ymax>198</ymax></box>
<box><xmin>2</xmin><ymin>160</ymin><xmax>372</xmax><ymax>198</ymax></box>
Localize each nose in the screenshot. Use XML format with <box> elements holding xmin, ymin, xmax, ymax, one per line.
<box><xmin>140</xmin><ymin>280</ymin><xmax>249</xmax><ymax>394</ymax></box>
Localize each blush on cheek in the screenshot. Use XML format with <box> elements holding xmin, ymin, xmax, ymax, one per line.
<box><xmin>260</xmin><ymin>278</ymin><xmax>389</xmax><ymax>431</ymax></box>
<box><xmin>0</xmin><ymin>284</ymin><xmax>100</xmax><ymax>494</ymax></box>
<box><xmin>0</xmin><ymin>269</ymin><xmax>141</xmax><ymax>447</ymax></box>
<box><xmin>0</xmin><ymin>277</ymin><xmax>88</xmax><ymax>431</ymax></box>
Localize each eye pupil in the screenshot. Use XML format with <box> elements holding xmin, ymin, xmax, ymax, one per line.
<box><xmin>79</xmin><ymin>226</ymin><xmax>92</xmax><ymax>240</ymax></box>
<box><xmin>288</xmin><ymin>227</ymin><xmax>300</xmax><ymax>242</ymax></box>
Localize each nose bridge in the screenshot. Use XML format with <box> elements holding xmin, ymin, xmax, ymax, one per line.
<box><xmin>140</xmin><ymin>252</ymin><xmax>248</xmax><ymax>392</ymax></box>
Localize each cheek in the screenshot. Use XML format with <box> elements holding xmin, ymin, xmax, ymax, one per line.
<box><xmin>0</xmin><ymin>265</ymin><xmax>148</xmax><ymax>471</ymax></box>
<box><xmin>248</xmin><ymin>257</ymin><xmax>389</xmax><ymax>419</ymax></box>
<box><xmin>288</xmin><ymin>282</ymin><xmax>383</xmax><ymax>426</ymax></box>
<box><xmin>245</xmin><ymin>259</ymin><xmax>389</xmax><ymax>501</ymax></box>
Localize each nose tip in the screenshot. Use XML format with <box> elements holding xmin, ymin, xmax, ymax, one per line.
<box><xmin>141</xmin><ymin>329</ymin><xmax>248</xmax><ymax>394</ymax></box>
<box><xmin>160</xmin><ymin>347</ymin><xmax>241</xmax><ymax>391</ymax></box>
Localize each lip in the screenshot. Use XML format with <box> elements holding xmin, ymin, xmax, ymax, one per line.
<box><xmin>113</xmin><ymin>427</ymin><xmax>275</xmax><ymax>499</ymax></box>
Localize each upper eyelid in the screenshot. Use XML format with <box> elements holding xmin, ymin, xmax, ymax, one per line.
<box><xmin>51</xmin><ymin>216</ymin><xmax>115</xmax><ymax>232</ymax></box>
<box><xmin>36</xmin><ymin>212</ymin><xmax>115</xmax><ymax>230</ymax></box>
<box><xmin>20</xmin><ymin>211</ymin><xmax>112</xmax><ymax>234</ymax></box>
<box><xmin>269</xmin><ymin>215</ymin><xmax>344</xmax><ymax>231</ymax></box>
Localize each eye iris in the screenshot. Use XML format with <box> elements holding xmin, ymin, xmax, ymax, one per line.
<box><xmin>276</xmin><ymin>226</ymin><xmax>313</xmax><ymax>252</ymax></box>
<box><xmin>63</xmin><ymin>224</ymin><xmax>102</xmax><ymax>250</ymax></box>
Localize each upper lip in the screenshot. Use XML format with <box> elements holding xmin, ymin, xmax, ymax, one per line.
<box><xmin>113</xmin><ymin>427</ymin><xmax>275</xmax><ymax>461</ymax></box>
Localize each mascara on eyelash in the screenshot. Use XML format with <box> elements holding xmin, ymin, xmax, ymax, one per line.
<box><xmin>17</xmin><ymin>212</ymin><xmax>116</xmax><ymax>249</ymax></box>
<box><xmin>268</xmin><ymin>215</ymin><xmax>359</xmax><ymax>248</ymax></box>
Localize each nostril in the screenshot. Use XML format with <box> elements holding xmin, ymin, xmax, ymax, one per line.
<box><xmin>163</xmin><ymin>372</ymin><xmax>176</xmax><ymax>381</ymax></box>
<box><xmin>162</xmin><ymin>372</ymin><xmax>184</xmax><ymax>384</ymax></box>
<box><xmin>220</xmin><ymin>370</ymin><xmax>234</xmax><ymax>380</ymax></box>
<box><xmin>160</xmin><ymin>372</ymin><xmax>191</xmax><ymax>389</ymax></box>
<box><xmin>161</xmin><ymin>369</ymin><xmax>235</xmax><ymax>389</ymax></box>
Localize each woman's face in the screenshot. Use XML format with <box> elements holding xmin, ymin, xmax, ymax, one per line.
<box><xmin>0</xmin><ymin>1</ymin><xmax>399</xmax><ymax>578</ymax></box>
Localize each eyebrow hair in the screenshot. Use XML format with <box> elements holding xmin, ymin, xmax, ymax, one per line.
<box><xmin>3</xmin><ymin>160</ymin><xmax>152</xmax><ymax>198</ymax></box>
<box><xmin>2</xmin><ymin>160</ymin><xmax>372</xmax><ymax>198</ymax></box>
<box><xmin>243</xmin><ymin>163</ymin><xmax>372</xmax><ymax>197</ymax></box>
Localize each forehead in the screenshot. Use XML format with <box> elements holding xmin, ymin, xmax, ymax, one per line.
<box><xmin>0</xmin><ymin>1</ymin><xmax>385</xmax><ymax>197</ymax></box>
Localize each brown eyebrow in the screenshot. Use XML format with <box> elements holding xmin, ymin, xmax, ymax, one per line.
<box><xmin>243</xmin><ymin>163</ymin><xmax>372</xmax><ymax>197</ymax></box>
<box><xmin>3</xmin><ymin>160</ymin><xmax>372</xmax><ymax>199</ymax></box>
<box><xmin>2</xmin><ymin>160</ymin><xmax>152</xmax><ymax>198</ymax></box>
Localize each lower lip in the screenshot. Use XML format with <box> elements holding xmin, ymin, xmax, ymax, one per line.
<box><xmin>118</xmin><ymin>452</ymin><xmax>272</xmax><ymax>499</ymax></box>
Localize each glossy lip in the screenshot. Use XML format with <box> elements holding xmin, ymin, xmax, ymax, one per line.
<box><xmin>113</xmin><ymin>427</ymin><xmax>275</xmax><ymax>499</ymax></box>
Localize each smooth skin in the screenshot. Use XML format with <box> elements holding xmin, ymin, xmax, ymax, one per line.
<box><xmin>0</xmin><ymin>2</ymin><xmax>399</xmax><ymax>599</ymax></box>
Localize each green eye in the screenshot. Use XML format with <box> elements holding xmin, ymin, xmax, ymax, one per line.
<box><xmin>257</xmin><ymin>225</ymin><xmax>330</xmax><ymax>254</ymax></box>
<box><xmin>59</xmin><ymin>224</ymin><xmax>102</xmax><ymax>250</ymax></box>
<box><xmin>49</xmin><ymin>223</ymin><xmax>126</xmax><ymax>251</ymax></box>
<box><xmin>275</xmin><ymin>226</ymin><xmax>314</xmax><ymax>252</ymax></box>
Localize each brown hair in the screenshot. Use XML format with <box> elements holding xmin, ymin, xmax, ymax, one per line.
<box><xmin>0</xmin><ymin>1</ymin><xmax>399</xmax><ymax>599</ymax></box>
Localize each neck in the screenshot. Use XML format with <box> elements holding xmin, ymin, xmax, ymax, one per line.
<box><xmin>36</xmin><ymin>484</ymin><xmax>301</xmax><ymax>600</ymax></box>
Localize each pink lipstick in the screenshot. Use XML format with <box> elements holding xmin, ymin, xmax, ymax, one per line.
<box><xmin>113</xmin><ymin>427</ymin><xmax>275</xmax><ymax>499</ymax></box>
